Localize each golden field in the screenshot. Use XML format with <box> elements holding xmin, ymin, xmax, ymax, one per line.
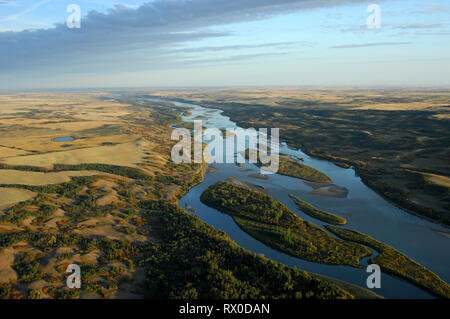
<box><xmin>0</xmin><ymin>170</ymin><xmax>101</xmax><ymax>186</ymax></box>
<box><xmin>1</xmin><ymin>140</ymin><xmax>147</xmax><ymax>168</ymax></box>
<box><xmin>0</xmin><ymin>92</ymin><xmax>204</xmax><ymax>299</ymax></box>
<box><xmin>0</xmin><ymin>188</ymin><xmax>36</xmax><ymax>208</ymax></box>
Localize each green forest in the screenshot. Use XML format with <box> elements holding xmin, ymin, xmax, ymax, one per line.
<box><xmin>138</xmin><ymin>201</ymin><xmax>355</xmax><ymax>299</ymax></box>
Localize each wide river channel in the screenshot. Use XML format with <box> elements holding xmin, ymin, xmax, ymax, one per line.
<box><xmin>149</xmin><ymin>97</ymin><xmax>449</xmax><ymax>299</ymax></box>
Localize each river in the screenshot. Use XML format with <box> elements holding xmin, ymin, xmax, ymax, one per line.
<box><xmin>149</xmin><ymin>97</ymin><xmax>449</xmax><ymax>299</ymax></box>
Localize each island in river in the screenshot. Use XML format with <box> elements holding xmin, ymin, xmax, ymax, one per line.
<box><xmin>201</xmin><ymin>179</ymin><xmax>450</xmax><ymax>298</ymax></box>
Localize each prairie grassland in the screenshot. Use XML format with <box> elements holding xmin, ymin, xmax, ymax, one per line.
<box><xmin>0</xmin><ymin>134</ymin><xmax>138</xmax><ymax>155</ymax></box>
<box><xmin>423</xmin><ymin>173</ymin><xmax>450</xmax><ymax>188</ymax></box>
<box><xmin>0</xmin><ymin>146</ymin><xmax>29</xmax><ymax>158</ymax></box>
<box><xmin>0</xmin><ymin>170</ymin><xmax>101</xmax><ymax>186</ymax></box>
<box><xmin>0</xmin><ymin>92</ymin><xmax>214</xmax><ymax>300</ymax></box>
<box><xmin>1</xmin><ymin>140</ymin><xmax>148</xmax><ymax>168</ymax></box>
<box><xmin>0</xmin><ymin>188</ymin><xmax>35</xmax><ymax>208</ymax></box>
<box><xmin>0</xmin><ymin>92</ymin><xmax>137</xmax><ymax>155</ymax></box>
<box><xmin>148</xmin><ymin>87</ymin><xmax>450</xmax><ymax>112</ymax></box>
<box><xmin>0</xmin><ymin>246</ymin><xmax>23</xmax><ymax>284</ymax></box>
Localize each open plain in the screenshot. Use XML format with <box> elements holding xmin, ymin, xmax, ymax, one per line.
<box><xmin>1</xmin><ymin>89</ymin><xmax>449</xmax><ymax>300</ymax></box>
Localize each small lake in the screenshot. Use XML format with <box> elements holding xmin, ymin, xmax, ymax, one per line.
<box><xmin>53</xmin><ymin>136</ymin><xmax>74</xmax><ymax>142</ymax></box>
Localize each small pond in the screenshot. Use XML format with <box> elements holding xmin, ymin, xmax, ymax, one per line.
<box><xmin>53</xmin><ymin>136</ymin><xmax>74</xmax><ymax>142</ymax></box>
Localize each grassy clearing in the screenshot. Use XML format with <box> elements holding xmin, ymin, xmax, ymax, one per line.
<box><xmin>0</xmin><ymin>188</ymin><xmax>35</xmax><ymax>208</ymax></box>
<box><xmin>0</xmin><ymin>169</ymin><xmax>100</xmax><ymax>186</ymax></box>
<box><xmin>1</xmin><ymin>140</ymin><xmax>147</xmax><ymax>168</ymax></box>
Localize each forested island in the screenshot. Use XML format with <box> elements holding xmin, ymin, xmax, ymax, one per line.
<box><xmin>289</xmin><ymin>194</ymin><xmax>347</xmax><ymax>225</ymax></box>
<box><xmin>245</xmin><ymin>149</ymin><xmax>332</xmax><ymax>183</ymax></box>
<box><xmin>200</xmin><ymin>179</ymin><xmax>450</xmax><ymax>298</ymax></box>
<box><xmin>200</xmin><ymin>180</ymin><xmax>371</xmax><ymax>267</ymax></box>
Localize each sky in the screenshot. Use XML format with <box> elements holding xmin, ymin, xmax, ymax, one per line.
<box><xmin>0</xmin><ymin>0</ymin><xmax>449</xmax><ymax>89</ymax></box>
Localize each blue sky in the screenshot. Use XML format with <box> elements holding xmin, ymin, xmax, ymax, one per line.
<box><xmin>0</xmin><ymin>0</ymin><xmax>449</xmax><ymax>89</ymax></box>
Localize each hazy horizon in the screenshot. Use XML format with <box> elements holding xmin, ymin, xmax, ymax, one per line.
<box><xmin>2</xmin><ymin>85</ymin><xmax>450</xmax><ymax>93</ymax></box>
